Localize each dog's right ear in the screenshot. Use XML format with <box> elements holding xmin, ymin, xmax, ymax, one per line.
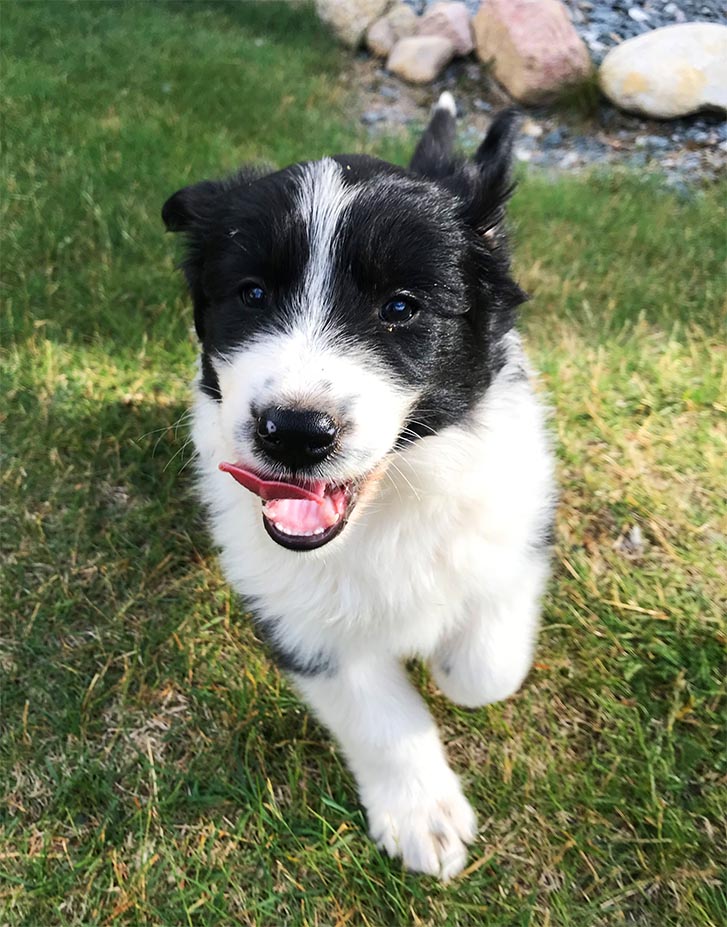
<box><xmin>162</xmin><ymin>179</ymin><xmax>222</xmax><ymax>233</ymax></box>
<box><xmin>162</xmin><ymin>180</ymin><xmax>224</xmax><ymax>342</ymax></box>
<box><xmin>162</xmin><ymin>167</ymin><xmax>267</xmax><ymax>340</ymax></box>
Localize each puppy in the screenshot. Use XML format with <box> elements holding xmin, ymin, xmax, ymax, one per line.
<box><xmin>162</xmin><ymin>93</ymin><xmax>555</xmax><ymax>880</ymax></box>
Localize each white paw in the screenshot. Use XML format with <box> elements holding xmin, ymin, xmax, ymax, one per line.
<box><xmin>366</xmin><ymin>772</ymin><xmax>477</xmax><ymax>881</ymax></box>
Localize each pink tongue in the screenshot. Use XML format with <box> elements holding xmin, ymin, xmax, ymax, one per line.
<box><xmin>218</xmin><ymin>462</ymin><xmax>347</xmax><ymax>536</ymax></box>
<box><xmin>264</xmin><ymin>493</ymin><xmax>345</xmax><ymax>535</ymax></box>
<box><xmin>218</xmin><ymin>462</ymin><xmax>324</xmax><ymax>502</ymax></box>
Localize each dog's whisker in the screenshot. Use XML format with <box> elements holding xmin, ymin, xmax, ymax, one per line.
<box><xmin>386</xmin><ymin>455</ymin><xmax>423</xmax><ymax>502</ymax></box>
<box><xmin>137</xmin><ymin>409</ymin><xmax>194</xmax><ymax>443</ymax></box>
<box><xmin>163</xmin><ymin>434</ymin><xmax>195</xmax><ymax>473</ymax></box>
<box><xmin>381</xmin><ymin>464</ymin><xmax>404</xmax><ymax>504</ymax></box>
<box><xmin>177</xmin><ymin>447</ymin><xmax>199</xmax><ymax>475</ymax></box>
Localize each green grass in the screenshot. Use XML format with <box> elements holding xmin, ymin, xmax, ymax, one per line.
<box><xmin>1</xmin><ymin>2</ymin><xmax>726</xmax><ymax>925</ymax></box>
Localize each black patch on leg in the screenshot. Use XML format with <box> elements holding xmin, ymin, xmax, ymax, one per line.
<box><xmin>252</xmin><ymin>615</ymin><xmax>336</xmax><ymax>678</ymax></box>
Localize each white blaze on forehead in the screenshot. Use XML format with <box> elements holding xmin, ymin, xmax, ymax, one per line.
<box><xmin>208</xmin><ymin>157</ymin><xmax>420</xmax><ymax>481</ymax></box>
<box><xmin>295</xmin><ymin>157</ymin><xmax>357</xmax><ymax>338</ymax></box>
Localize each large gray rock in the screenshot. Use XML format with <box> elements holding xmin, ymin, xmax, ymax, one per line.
<box><xmin>417</xmin><ymin>2</ymin><xmax>474</xmax><ymax>57</ymax></box>
<box><xmin>599</xmin><ymin>23</ymin><xmax>727</xmax><ymax>119</ymax></box>
<box><xmin>366</xmin><ymin>4</ymin><xmax>418</xmax><ymax>59</ymax></box>
<box><xmin>473</xmin><ymin>0</ymin><xmax>592</xmax><ymax>103</ymax></box>
<box><xmin>315</xmin><ymin>0</ymin><xmax>392</xmax><ymax>48</ymax></box>
<box><xmin>387</xmin><ymin>35</ymin><xmax>456</xmax><ymax>84</ymax></box>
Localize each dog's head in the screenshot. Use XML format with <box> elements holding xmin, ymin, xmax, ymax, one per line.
<box><xmin>163</xmin><ymin>98</ymin><xmax>526</xmax><ymax>552</ymax></box>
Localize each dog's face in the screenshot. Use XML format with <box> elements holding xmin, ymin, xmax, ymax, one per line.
<box><xmin>163</xmin><ymin>110</ymin><xmax>525</xmax><ymax>552</ymax></box>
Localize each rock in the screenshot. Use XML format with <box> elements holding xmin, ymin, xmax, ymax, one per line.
<box><xmin>599</xmin><ymin>24</ymin><xmax>727</xmax><ymax>119</ymax></box>
<box><xmin>559</xmin><ymin>151</ymin><xmax>580</xmax><ymax>170</ymax></box>
<box><xmin>472</xmin><ymin>0</ymin><xmax>592</xmax><ymax>104</ymax></box>
<box><xmin>379</xmin><ymin>83</ymin><xmax>400</xmax><ymax>100</ymax></box>
<box><xmin>627</xmin><ymin>7</ymin><xmax>650</xmax><ymax>23</ymax></box>
<box><xmin>366</xmin><ymin>4</ymin><xmax>418</xmax><ymax>58</ymax></box>
<box><xmin>360</xmin><ymin>109</ymin><xmax>387</xmax><ymax>125</ymax></box>
<box><xmin>613</xmin><ymin>523</ymin><xmax>645</xmax><ymax>559</ymax></box>
<box><xmin>417</xmin><ymin>2</ymin><xmax>474</xmax><ymax>57</ymax></box>
<box><xmin>315</xmin><ymin>0</ymin><xmax>391</xmax><ymax>48</ymax></box>
<box><xmin>542</xmin><ymin>127</ymin><xmax>565</xmax><ymax>148</ymax></box>
<box><xmin>635</xmin><ymin>134</ymin><xmax>671</xmax><ymax>150</ymax></box>
<box><xmin>387</xmin><ymin>35</ymin><xmax>456</xmax><ymax>84</ymax></box>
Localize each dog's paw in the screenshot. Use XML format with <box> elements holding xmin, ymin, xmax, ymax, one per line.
<box><xmin>367</xmin><ymin>774</ymin><xmax>477</xmax><ymax>881</ymax></box>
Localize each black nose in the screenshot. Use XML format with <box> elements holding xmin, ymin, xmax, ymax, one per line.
<box><xmin>255</xmin><ymin>407</ymin><xmax>339</xmax><ymax>469</ymax></box>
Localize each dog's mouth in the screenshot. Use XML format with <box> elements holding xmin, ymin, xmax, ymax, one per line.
<box><xmin>218</xmin><ymin>462</ymin><xmax>358</xmax><ymax>551</ymax></box>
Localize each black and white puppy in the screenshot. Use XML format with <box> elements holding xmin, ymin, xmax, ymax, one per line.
<box><xmin>163</xmin><ymin>93</ymin><xmax>555</xmax><ymax>880</ymax></box>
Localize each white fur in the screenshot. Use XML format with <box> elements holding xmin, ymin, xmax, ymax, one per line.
<box><xmin>293</xmin><ymin>158</ymin><xmax>357</xmax><ymax>340</ymax></box>
<box><xmin>437</xmin><ymin>91</ymin><xmax>457</xmax><ymax>117</ymax></box>
<box><xmin>192</xmin><ymin>320</ymin><xmax>555</xmax><ymax>879</ymax></box>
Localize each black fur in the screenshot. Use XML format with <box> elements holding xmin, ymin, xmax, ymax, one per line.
<box><xmin>163</xmin><ymin>108</ymin><xmax>526</xmax><ymax>439</ymax></box>
<box><xmin>252</xmin><ymin>615</ymin><xmax>336</xmax><ymax>678</ymax></box>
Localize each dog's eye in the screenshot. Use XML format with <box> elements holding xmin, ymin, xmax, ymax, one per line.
<box><xmin>379</xmin><ymin>296</ymin><xmax>418</xmax><ymax>326</ymax></box>
<box><xmin>240</xmin><ymin>281</ymin><xmax>266</xmax><ymax>309</ymax></box>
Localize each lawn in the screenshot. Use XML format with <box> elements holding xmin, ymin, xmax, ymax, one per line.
<box><xmin>1</xmin><ymin>2</ymin><xmax>726</xmax><ymax>925</ymax></box>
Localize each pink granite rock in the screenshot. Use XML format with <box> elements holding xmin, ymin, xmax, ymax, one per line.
<box><xmin>473</xmin><ymin>0</ymin><xmax>592</xmax><ymax>103</ymax></box>
<box><xmin>417</xmin><ymin>2</ymin><xmax>474</xmax><ymax>57</ymax></box>
<box><xmin>366</xmin><ymin>3</ymin><xmax>419</xmax><ymax>59</ymax></box>
<box><xmin>387</xmin><ymin>35</ymin><xmax>456</xmax><ymax>84</ymax></box>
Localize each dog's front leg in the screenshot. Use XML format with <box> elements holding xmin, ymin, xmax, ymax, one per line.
<box><xmin>430</xmin><ymin>563</ymin><xmax>549</xmax><ymax>708</ymax></box>
<box><xmin>295</xmin><ymin>657</ymin><xmax>476</xmax><ymax>880</ymax></box>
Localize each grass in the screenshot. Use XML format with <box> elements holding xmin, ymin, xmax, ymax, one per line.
<box><xmin>1</xmin><ymin>2</ymin><xmax>726</xmax><ymax>925</ymax></box>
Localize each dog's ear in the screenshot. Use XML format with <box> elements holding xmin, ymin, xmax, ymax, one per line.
<box><xmin>162</xmin><ymin>179</ymin><xmax>226</xmax><ymax>341</ymax></box>
<box><xmin>162</xmin><ymin>168</ymin><xmax>266</xmax><ymax>341</ymax></box>
<box><xmin>460</xmin><ymin>109</ymin><xmax>521</xmax><ymax>244</ymax></box>
<box><xmin>162</xmin><ymin>166</ymin><xmax>269</xmax><ymax>232</ymax></box>
<box><xmin>409</xmin><ymin>92</ymin><xmax>457</xmax><ymax>180</ymax></box>
<box><xmin>162</xmin><ymin>179</ymin><xmax>223</xmax><ymax>233</ymax></box>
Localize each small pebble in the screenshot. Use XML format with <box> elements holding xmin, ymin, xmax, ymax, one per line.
<box><xmin>635</xmin><ymin>134</ymin><xmax>671</xmax><ymax>150</ymax></box>
<box><xmin>360</xmin><ymin>110</ymin><xmax>387</xmax><ymax>126</ymax></box>
<box><xmin>522</xmin><ymin>119</ymin><xmax>544</xmax><ymax>138</ymax></box>
<box><xmin>560</xmin><ymin>151</ymin><xmax>581</xmax><ymax>169</ymax></box>
<box><xmin>543</xmin><ymin>128</ymin><xmax>565</xmax><ymax>148</ymax></box>
<box><xmin>379</xmin><ymin>85</ymin><xmax>400</xmax><ymax>100</ymax></box>
<box><xmin>627</xmin><ymin>8</ymin><xmax>650</xmax><ymax>22</ymax></box>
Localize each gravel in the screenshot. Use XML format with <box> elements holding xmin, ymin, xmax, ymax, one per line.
<box><xmin>369</xmin><ymin>3</ymin><xmax>727</xmax><ymax>184</ymax></box>
<box><xmin>562</xmin><ymin>0</ymin><xmax>727</xmax><ymax>62</ymax></box>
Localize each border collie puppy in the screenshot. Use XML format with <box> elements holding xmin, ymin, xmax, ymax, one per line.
<box><xmin>162</xmin><ymin>93</ymin><xmax>555</xmax><ymax>880</ymax></box>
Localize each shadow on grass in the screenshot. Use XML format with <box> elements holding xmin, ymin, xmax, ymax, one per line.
<box><xmin>3</xmin><ymin>391</ymin><xmax>363</xmax><ymax>844</ymax></box>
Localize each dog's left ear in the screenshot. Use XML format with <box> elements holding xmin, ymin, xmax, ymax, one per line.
<box><xmin>460</xmin><ymin>108</ymin><xmax>521</xmax><ymax>245</ymax></box>
<box><xmin>162</xmin><ymin>179</ymin><xmax>222</xmax><ymax>233</ymax></box>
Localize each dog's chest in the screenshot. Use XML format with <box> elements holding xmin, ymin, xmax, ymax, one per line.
<box><xmin>212</xmin><ymin>477</ymin><xmax>509</xmax><ymax>659</ymax></box>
